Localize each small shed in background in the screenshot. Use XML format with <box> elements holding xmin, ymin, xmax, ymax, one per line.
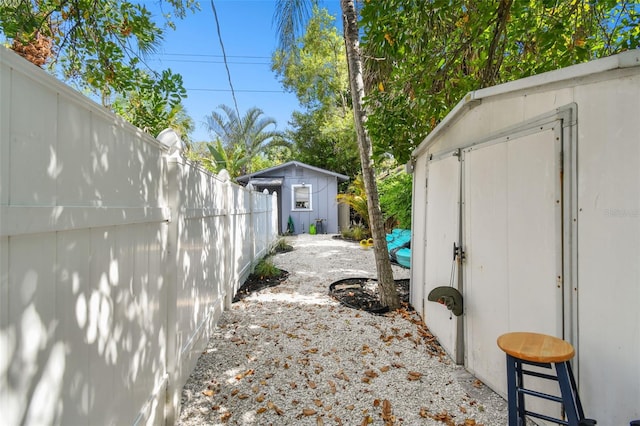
<box><xmin>409</xmin><ymin>50</ymin><xmax>640</xmax><ymax>424</ymax></box>
<box><xmin>237</xmin><ymin>161</ymin><xmax>349</xmax><ymax>235</ymax></box>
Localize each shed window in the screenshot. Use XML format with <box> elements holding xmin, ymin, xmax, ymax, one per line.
<box><xmin>292</xmin><ymin>184</ymin><xmax>312</xmax><ymax>210</ymax></box>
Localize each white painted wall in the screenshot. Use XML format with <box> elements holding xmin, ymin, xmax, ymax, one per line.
<box><xmin>0</xmin><ymin>47</ymin><xmax>278</xmax><ymax>425</ymax></box>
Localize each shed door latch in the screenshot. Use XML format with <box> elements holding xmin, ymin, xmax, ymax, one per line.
<box><xmin>453</xmin><ymin>242</ymin><xmax>466</xmax><ymax>262</ymax></box>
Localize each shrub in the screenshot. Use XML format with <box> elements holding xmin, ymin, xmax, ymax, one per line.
<box><xmin>254</xmin><ymin>259</ymin><xmax>281</xmax><ymax>279</ymax></box>
<box><xmin>272</xmin><ymin>237</ymin><xmax>293</xmax><ymax>254</ymax></box>
<box><xmin>379</xmin><ymin>171</ymin><xmax>412</xmax><ymax>229</ymax></box>
<box><xmin>341</xmin><ymin>223</ymin><xmax>370</xmax><ymax>241</ymax></box>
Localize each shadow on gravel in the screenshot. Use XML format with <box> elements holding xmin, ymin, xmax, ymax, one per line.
<box><xmin>329</xmin><ymin>278</ymin><xmax>410</xmax><ymax>314</ymax></box>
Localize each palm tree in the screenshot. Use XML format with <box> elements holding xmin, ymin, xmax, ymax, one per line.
<box><xmin>274</xmin><ymin>0</ymin><xmax>400</xmax><ymax>310</ymax></box>
<box><xmin>206</xmin><ymin>105</ymin><xmax>281</xmax><ymax>175</ymax></box>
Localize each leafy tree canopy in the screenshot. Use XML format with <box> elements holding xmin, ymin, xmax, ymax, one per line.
<box><xmin>361</xmin><ymin>0</ymin><xmax>640</xmax><ymax>164</ymax></box>
<box><xmin>1</xmin><ymin>0</ymin><xmax>198</xmax><ymax>136</ymax></box>
<box><xmin>272</xmin><ymin>6</ymin><xmax>360</xmax><ymax>179</ymax></box>
<box><xmin>206</xmin><ymin>105</ymin><xmax>282</xmax><ymax>175</ymax></box>
<box><xmin>273</xmin><ymin>5</ymin><xmax>349</xmax><ymax>112</ymax></box>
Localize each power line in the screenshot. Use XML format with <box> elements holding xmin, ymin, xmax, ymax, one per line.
<box><xmin>187</xmin><ymin>88</ymin><xmax>286</xmax><ymax>93</ymax></box>
<box><xmin>162</xmin><ymin>53</ymin><xmax>271</xmax><ymax>59</ymax></box>
<box><xmin>210</xmin><ymin>0</ymin><xmax>241</xmax><ymax>118</ymax></box>
<box><xmin>152</xmin><ymin>58</ymin><xmax>271</xmax><ymax>65</ymax></box>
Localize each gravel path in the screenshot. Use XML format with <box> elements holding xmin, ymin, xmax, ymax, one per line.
<box><xmin>177</xmin><ymin>234</ymin><xmax>508</xmax><ymax>425</ymax></box>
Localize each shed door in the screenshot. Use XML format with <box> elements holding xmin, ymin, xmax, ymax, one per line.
<box><xmin>462</xmin><ymin>126</ymin><xmax>564</xmax><ymax>407</ymax></box>
<box><xmin>423</xmin><ymin>152</ymin><xmax>463</xmax><ymax>363</ymax></box>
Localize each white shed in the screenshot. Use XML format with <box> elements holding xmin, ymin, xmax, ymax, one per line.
<box><xmin>410</xmin><ymin>50</ymin><xmax>640</xmax><ymax>424</ymax></box>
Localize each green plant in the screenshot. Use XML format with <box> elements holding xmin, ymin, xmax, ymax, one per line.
<box><xmin>254</xmin><ymin>259</ymin><xmax>281</xmax><ymax>279</ymax></box>
<box><xmin>341</xmin><ymin>224</ymin><xmax>370</xmax><ymax>241</ymax></box>
<box><xmin>379</xmin><ymin>171</ymin><xmax>412</xmax><ymax>229</ymax></box>
<box><xmin>336</xmin><ymin>175</ymin><xmax>369</xmax><ymax>229</ymax></box>
<box><xmin>272</xmin><ymin>238</ymin><xmax>293</xmax><ymax>254</ymax></box>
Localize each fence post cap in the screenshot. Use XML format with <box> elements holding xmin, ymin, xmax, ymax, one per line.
<box><xmin>157</xmin><ymin>128</ymin><xmax>184</xmax><ymax>156</ymax></box>
<box><xmin>217</xmin><ymin>169</ymin><xmax>230</xmax><ymax>182</ymax></box>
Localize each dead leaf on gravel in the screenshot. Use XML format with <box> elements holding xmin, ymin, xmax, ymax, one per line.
<box><xmin>419</xmin><ymin>407</ymin><xmax>429</xmax><ymax>418</ymax></box>
<box><xmin>256</xmin><ymin>407</ymin><xmax>267</xmax><ymax>414</ymax></box>
<box><xmin>464</xmin><ymin>419</ymin><xmax>477</xmax><ymax>425</ymax></box>
<box><xmin>346</xmin><ymin>404</ymin><xmax>355</xmax><ymax>411</ymax></box>
<box><xmin>220</xmin><ymin>412</ymin><xmax>232</xmax><ymax>422</ymax></box>
<box><xmin>237</xmin><ymin>393</ymin><xmax>249</xmax><ymax>400</ymax></box>
<box><xmin>334</xmin><ymin>370</ymin><xmax>350</xmax><ymax>381</ymax></box>
<box><xmin>361</xmin><ymin>415</ymin><xmax>373</xmax><ymax>425</ymax></box>
<box><xmin>267</xmin><ymin>401</ymin><xmax>284</xmax><ymax>415</ymax></box>
<box><xmin>302</xmin><ymin>408</ymin><xmax>317</xmax><ymax>416</ymax></box>
<box><xmin>308</xmin><ymin>380</ymin><xmax>317</xmax><ymax>389</ymax></box>
<box><xmin>230</xmin><ymin>389</ymin><xmax>239</xmax><ymax>396</ymax></box>
<box><xmin>381</xmin><ymin>399</ymin><xmax>394</xmax><ymax>422</ymax></box>
<box><xmin>473</xmin><ymin>379</ymin><xmax>483</xmax><ymax>388</ymax></box>
<box><xmin>256</xmin><ymin>394</ymin><xmax>265</xmax><ymax>403</ymax></box>
<box><xmin>235</xmin><ymin>369</ymin><xmax>254</xmax><ymax>380</ymax></box>
<box><xmin>379</xmin><ymin>365</ymin><xmax>391</xmax><ymax>373</ymax></box>
<box><xmin>328</xmin><ymin>380</ymin><xmax>337</xmax><ymax>394</ymax></box>
<box><xmin>407</xmin><ymin>371</ymin><xmax>423</xmax><ymax>381</ymax></box>
<box><xmin>459</xmin><ymin>406</ymin><xmax>467</xmax><ymax>414</ymax></box>
<box><xmin>392</xmin><ymin>362</ymin><xmax>405</xmax><ymax>368</ymax></box>
<box><xmin>430</xmin><ymin>410</ymin><xmax>455</xmax><ymax>425</ymax></box>
<box><xmin>364</xmin><ymin>370</ymin><xmax>378</xmax><ymax>378</ymax></box>
<box><xmin>317</xmin><ymin>416</ymin><xmax>325</xmax><ymax>425</ymax></box>
<box><xmin>202</xmin><ymin>389</ymin><xmax>215</xmax><ymax>397</ymax></box>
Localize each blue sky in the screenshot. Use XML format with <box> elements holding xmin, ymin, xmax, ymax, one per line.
<box><xmin>145</xmin><ymin>0</ymin><xmax>342</xmax><ymax>143</ymax></box>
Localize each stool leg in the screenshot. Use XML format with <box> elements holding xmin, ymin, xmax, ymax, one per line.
<box><xmin>516</xmin><ymin>359</ymin><xmax>526</xmax><ymax>424</ymax></box>
<box><xmin>506</xmin><ymin>354</ymin><xmax>525</xmax><ymax>426</ymax></box>
<box><xmin>566</xmin><ymin>361</ymin><xmax>586</xmax><ymax>420</ymax></box>
<box><xmin>556</xmin><ymin>361</ymin><xmax>580</xmax><ymax>425</ymax></box>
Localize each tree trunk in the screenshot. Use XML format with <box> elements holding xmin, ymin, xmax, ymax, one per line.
<box><xmin>340</xmin><ymin>0</ymin><xmax>400</xmax><ymax>310</ymax></box>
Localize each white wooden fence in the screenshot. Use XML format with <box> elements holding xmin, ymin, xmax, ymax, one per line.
<box><xmin>0</xmin><ymin>46</ymin><xmax>279</xmax><ymax>425</ymax></box>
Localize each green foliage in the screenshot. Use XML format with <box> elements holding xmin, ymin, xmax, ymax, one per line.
<box><xmin>360</xmin><ymin>0</ymin><xmax>640</xmax><ymax>164</ymax></box>
<box><xmin>254</xmin><ymin>258</ymin><xmax>281</xmax><ymax>279</ymax></box>
<box><xmin>111</xmin><ymin>69</ymin><xmax>193</xmax><ymax>139</ymax></box>
<box><xmin>341</xmin><ymin>224</ymin><xmax>370</xmax><ymax>242</ymax></box>
<box><xmin>273</xmin><ymin>6</ymin><xmax>349</xmax><ymax>111</ymax></box>
<box><xmin>206</xmin><ymin>105</ymin><xmax>282</xmax><ymax>175</ymax></box>
<box><xmin>272</xmin><ymin>237</ymin><xmax>294</xmax><ymax>254</ymax></box>
<box><xmin>199</xmin><ymin>139</ymin><xmax>249</xmax><ymax>178</ymax></box>
<box><xmin>0</xmin><ymin>0</ymin><xmax>197</xmax><ymax>97</ymax></box>
<box><xmin>287</xmin><ymin>109</ymin><xmax>361</xmax><ymax>178</ymax></box>
<box><xmin>0</xmin><ymin>0</ymin><xmax>198</xmax><ymax>138</ymax></box>
<box><xmin>336</xmin><ymin>175</ymin><xmax>369</xmax><ymax>229</ymax></box>
<box><xmin>272</xmin><ymin>6</ymin><xmax>360</xmax><ymax>178</ymax></box>
<box><xmin>379</xmin><ymin>171</ymin><xmax>412</xmax><ymax>229</ymax></box>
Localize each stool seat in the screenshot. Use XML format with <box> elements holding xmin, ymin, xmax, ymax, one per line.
<box><xmin>497</xmin><ymin>332</ymin><xmax>574</xmax><ymax>363</ymax></box>
<box><xmin>497</xmin><ymin>332</ymin><xmax>596</xmax><ymax>426</ymax></box>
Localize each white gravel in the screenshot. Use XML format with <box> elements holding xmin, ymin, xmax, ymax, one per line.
<box><xmin>177</xmin><ymin>234</ymin><xmax>508</xmax><ymax>425</ymax></box>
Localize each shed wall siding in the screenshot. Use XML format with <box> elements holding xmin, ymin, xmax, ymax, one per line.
<box><xmin>412</xmin><ymin>55</ymin><xmax>640</xmax><ymax>424</ymax></box>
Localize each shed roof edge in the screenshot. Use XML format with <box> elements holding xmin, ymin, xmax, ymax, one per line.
<box><xmin>411</xmin><ymin>50</ymin><xmax>640</xmax><ymax>159</ymax></box>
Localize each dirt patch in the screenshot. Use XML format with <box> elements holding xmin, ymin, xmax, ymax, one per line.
<box><xmin>329</xmin><ymin>277</ymin><xmax>411</xmax><ymax>314</ymax></box>
<box><xmin>232</xmin><ymin>270</ymin><xmax>289</xmax><ymax>302</ymax></box>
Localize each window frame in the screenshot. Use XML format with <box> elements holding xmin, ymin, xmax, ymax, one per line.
<box><xmin>291</xmin><ymin>184</ymin><xmax>313</xmax><ymax>211</ymax></box>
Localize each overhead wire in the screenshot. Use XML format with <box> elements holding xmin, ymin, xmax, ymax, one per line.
<box><xmin>210</xmin><ymin>0</ymin><xmax>241</xmax><ymax>118</ymax></box>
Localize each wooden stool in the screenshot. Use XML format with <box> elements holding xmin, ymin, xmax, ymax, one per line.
<box><xmin>497</xmin><ymin>332</ymin><xmax>596</xmax><ymax>426</ymax></box>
